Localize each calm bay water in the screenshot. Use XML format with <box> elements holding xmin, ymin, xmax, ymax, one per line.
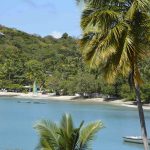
<box><xmin>0</xmin><ymin>97</ymin><xmax>150</xmax><ymax>150</ymax></box>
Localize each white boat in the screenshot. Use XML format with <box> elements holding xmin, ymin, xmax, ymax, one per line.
<box><xmin>123</xmin><ymin>136</ymin><xmax>150</xmax><ymax>144</ymax></box>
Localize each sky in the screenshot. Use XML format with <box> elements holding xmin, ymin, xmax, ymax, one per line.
<box><xmin>0</xmin><ymin>0</ymin><xmax>82</xmax><ymax>38</ymax></box>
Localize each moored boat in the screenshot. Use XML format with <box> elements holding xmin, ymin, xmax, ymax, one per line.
<box><xmin>33</xmin><ymin>101</ymin><xmax>47</xmax><ymax>104</ymax></box>
<box><xmin>123</xmin><ymin>136</ymin><xmax>150</xmax><ymax>144</ymax></box>
<box><xmin>17</xmin><ymin>100</ymin><xmax>31</xmax><ymax>103</ymax></box>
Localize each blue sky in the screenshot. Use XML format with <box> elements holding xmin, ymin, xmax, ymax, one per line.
<box><xmin>0</xmin><ymin>0</ymin><xmax>81</xmax><ymax>38</ymax></box>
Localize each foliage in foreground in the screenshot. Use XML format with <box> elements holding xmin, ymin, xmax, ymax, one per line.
<box><xmin>34</xmin><ymin>114</ymin><xmax>103</xmax><ymax>150</ymax></box>
<box><xmin>78</xmin><ymin>0</ymin><xmax>150</xmax><ymax>149</ymax></box>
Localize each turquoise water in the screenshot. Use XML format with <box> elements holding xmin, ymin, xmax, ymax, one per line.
<box><xmin>0</xmin><ymin>97</ymin><xmax>150</xmax><ymax>150</ymax></box>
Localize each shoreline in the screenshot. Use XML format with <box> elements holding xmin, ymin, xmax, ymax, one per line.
<box><xmin>0</xmin><ymin>92</ymin><xmax>150</xmax><ymax>110</ymax></box>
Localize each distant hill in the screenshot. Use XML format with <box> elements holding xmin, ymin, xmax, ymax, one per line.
<box><xmin>0</xmin><ymin>25</ymin><xmax>81</xmax><ymax>92</ymax></box>
<box><xmin>0</xmin><ymin>25</ymin><xmax>149</xmax><ymax>102</ymax></box>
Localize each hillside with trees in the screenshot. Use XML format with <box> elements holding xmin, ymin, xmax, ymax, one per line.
<box><xmin>0</xmin><ymin>25</ymin><xmax>149</xmax><ymax>102</ymax></box>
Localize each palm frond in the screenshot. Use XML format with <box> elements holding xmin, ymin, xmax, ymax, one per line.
<box><xmin>136</xmin><ymin>0</ymin><xmax>150</xmax><ymax>10</ymax></box>
<box><xmin>125</xmin><ymin>1</ymin><xmax>138</xmax><ymax>21</ymax></box>
<box><xmin>34</xmin><ymin>114</ymin><xmax>103</xmax><ymax>150</ymax></box>
<box><xmin>79</xmin><ymin>121</ymin><xmax>104</xmax><ymax>149</ymax></box>
<box><xmin>89</xmin><ymin>0</ymin><xmax>103</xmax><ymax>7</ymax></box>
<box><xmin>60</xmin><ymin>113</ymin><xmax>74</xmax><ymax>137</ymax></box>
<box><xmin>139</xmin><ymin>13</ymin><xmax>150</xmax><ymax>43</ymax></box>
<box><xmin>81</xmin><ymin>21</ymin><xmax>128</xmax><ymax>70</ymax></box>
<box><xmin>57</xmin><ymin>114</ymin><xmax>76</xmax><ymax>150</ymax></box>
<box><xmin>71</xmin><ymin>121</ymin><xmax>84</xmax><ymax>150</ymax></box>
<box><xmin>93</xmin><ymin>25</ymin><xmax>131</xmax><ymax>83</ymax></box>
<box><xmin>80</xmin><ymin>0</ymin><xmax>150</xmax><ymax>85</ymax></box>
<box><xmin>36</xmin><ymin>137</ymin><xmax>53</xmax><ymax>150</ymax></box>
<box><xmin>34</xmin><ymin>120</ymin><xmax>59</xmax><ymax>149</ymax></box>
<box><xmin>80</xmin><ymin>33</ymin><xmax>101</xmax><ymax>68</ymax></box>
<box><xmin>81</xmin><ymin>8</ymin><xmax>119</xmax><ymax>32</ymax></box>
<box><xmin>76</xmin><ymin>0</ymin><xmax>88</xmax><ymax>5</ymax></box>
<box><xmin>58</xmin><ymin>120</ymin><xmax>84</xmax><ymax>150</ymax></box>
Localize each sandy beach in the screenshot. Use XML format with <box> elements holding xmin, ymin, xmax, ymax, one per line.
<box><xmin>0</xmin><ymin>91</ymin><xmax>150</xmax><ymax>110</ymax></box>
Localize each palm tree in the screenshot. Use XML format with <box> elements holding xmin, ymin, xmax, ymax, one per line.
<box><xmin>78</xmin><ymin>0</ymin><xmax>150</xmax><ymax>150</ymax></box>
<box><xmin>34</xmin><ymin>113</ymin><xmax>103</xmax><ymax>150</ymax></box>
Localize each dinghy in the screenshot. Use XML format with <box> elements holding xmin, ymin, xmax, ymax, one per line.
<box><xmin>123</xmin><ymin>136</ymin><xmax>150</xmax><ymax>144</ymax></box>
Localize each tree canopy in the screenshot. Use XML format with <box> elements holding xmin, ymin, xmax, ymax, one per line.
<box><xmin>78</xmin><ymin>0</ymin><xmax>150</xmax><ymax>149</ymax></box>
<box><xmin>0</xmin><ymin>24</ymin><xmax>149</xmax><ymax>102</ymax></box>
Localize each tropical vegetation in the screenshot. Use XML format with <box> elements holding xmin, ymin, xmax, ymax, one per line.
<box><xmin>77</xmin><ymin>0</ymin><xmax>150</xmax><ymax>149</ymax></box>
<box><xmin>34</xmin><ymin>113</ymin><xmax>103</xmax><ymax>150</ymax></box>
<box><xmin>0</xmin><ymin>25</ymin><xmax>150</xmax><ymax>102</ymax></box>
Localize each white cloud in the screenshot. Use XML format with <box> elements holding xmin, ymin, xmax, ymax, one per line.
<box><xmin>50</xmin><ymin>31</ymin><xmax>62</xmax><ymax>39</ymax></box>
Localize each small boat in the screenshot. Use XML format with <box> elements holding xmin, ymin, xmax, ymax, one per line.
<box><xmin>33</xmin><ymin>101</ymin><xmax>46</xmax><ymax>104</ymax></box>
<box><xmin>17</xmin><ymin>100</ymin><xmax>31</xmax><ymax>103</ymax></box>
<box><xmin>123</xmin><ymin>136</ymin><xmax>150</xmax><ymax>144</ymax></box>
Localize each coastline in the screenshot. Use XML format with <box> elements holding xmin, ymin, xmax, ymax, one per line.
<box><xmin>0</xmin><ymin>92</ymin><xmax>150</xmax><ymax>110</ymax></box>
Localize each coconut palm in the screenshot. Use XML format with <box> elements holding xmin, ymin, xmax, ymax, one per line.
<box><xmin>78</xmin><ymin>0</ymin><xmax>150</xmax><ymax>150</ymax></box>
<box><xmin>34</xmin><ymin>113</ymin><xmax>103</xmax><ymax>150</ymax></box>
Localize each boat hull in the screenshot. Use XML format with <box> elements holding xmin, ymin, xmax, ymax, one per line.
<box><xmin>123</xmin><ymin>136</ymin><xmax>150</xmax><ymax>144</ymax></box>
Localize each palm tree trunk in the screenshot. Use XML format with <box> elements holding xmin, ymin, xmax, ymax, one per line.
<box><xmin>135</xmin><ymin>84</ymin><xmax>149</xmax><ymax>150</ymax></box>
